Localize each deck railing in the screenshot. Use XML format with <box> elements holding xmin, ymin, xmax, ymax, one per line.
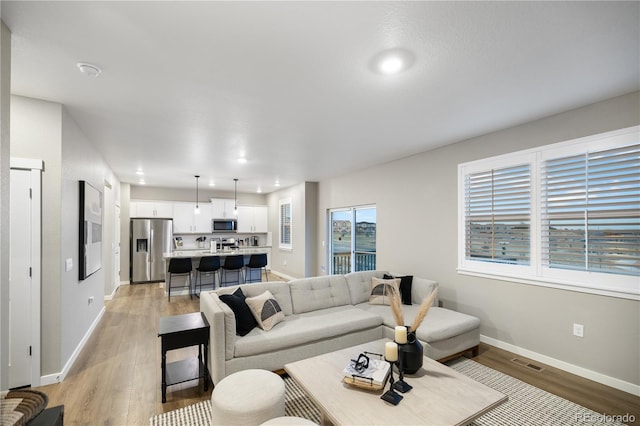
<box><xmin>332</xmin><ymin>251</ymin><xmax>377</xmax><ymax>274</ymax></box>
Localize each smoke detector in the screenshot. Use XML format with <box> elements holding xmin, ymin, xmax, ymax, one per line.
<box><xmin>76</xmin><ymin>62</ymin><xmax>102</xmax><ymax>78</ymax></box>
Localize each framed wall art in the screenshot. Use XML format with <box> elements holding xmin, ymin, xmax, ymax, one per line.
<box><xmin>79</xmin><ymin>180</ymin><xmax>103</xmax><ymax>280</ymax></box>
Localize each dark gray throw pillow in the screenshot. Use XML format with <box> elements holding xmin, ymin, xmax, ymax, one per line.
<box><xmin>384</xmin><ymin>273</ymin><xmax>413</xmax><ymax>305</ymax></box>
<box><xmin>219</xmin><ymin>288</ymin><xmax>257</xmax><ymax>336</ymax></box>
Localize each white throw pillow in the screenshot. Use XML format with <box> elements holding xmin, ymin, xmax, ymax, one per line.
<box><xmin>368</xmin><ymin>277</ymin><xmax>400</xmax><ymax>306</ymax></box>
<box><xmin>245</xmin><ymin>290</ymin><xmax>285</xmax><ymax>331</ymax></box>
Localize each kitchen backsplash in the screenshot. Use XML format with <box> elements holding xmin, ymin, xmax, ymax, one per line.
<box><xmin>175</xmin><ymin>232</ymin><xmax>269</xmax><ymax>249</ymax></box>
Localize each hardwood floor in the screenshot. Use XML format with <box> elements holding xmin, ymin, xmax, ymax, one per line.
<box><xmin>30</xmin><ymin>279</ymin><xmax>639</xmax><ymax>425</ymax></box>
<box><xmin>471</xmin><ymin>344</ymin><xmax>640</xmax><ymax>426</ymax></box>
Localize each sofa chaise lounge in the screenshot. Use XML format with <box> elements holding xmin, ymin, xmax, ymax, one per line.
<box><xmin>200</xmin><ymin>270</ymin><xmax>480</xmax><ymax>384</ymax></box>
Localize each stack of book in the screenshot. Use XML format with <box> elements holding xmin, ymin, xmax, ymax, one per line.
<box><xmin>342</xmin><ymin>356</ymin><xmax>390</xmax><ymax>390</ymax></box>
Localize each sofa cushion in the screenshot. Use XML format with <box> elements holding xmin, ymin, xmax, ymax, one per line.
<box><xmin>368</xmin><ymin>277</ymin><xmax>400</xmax><ymax>305</ymax></box>
<box><xmin>289</xmin><ymin>275</ymin><xmax>351</xmax><ymax>314</ymax></box>
<box><xmin>234</xmin><ymin>306</ymin><xmax>383</xmax><ymax>358</ymax></box>
<box><xmin>246</xmin><ymin>290</ymin><xmax>286</xmax><ymax>331</ymax></box>
<box><xmin>216</xmin><ymin>281</ymin><xmax>294</xmax><ymax>316</ymax></box>
<box><xmin>345</xmin><ymin>270</ymin><xmax>389</xmax><ymax>304</ymax></box>
<box><xmin>356</xmin><ymin>304</ymin><xmax>479</xmax><ymax>343</ymax></box>
<box><xmin>219</xmin><ymin>288</ymin><xmax>257</xmax><ymax>336</ymax></box>
<box><xmin>411</xmin><ymin>277</ymin><xmax>439</xmax><ymax>306</ymax></box>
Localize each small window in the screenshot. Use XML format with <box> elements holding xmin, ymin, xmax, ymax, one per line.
<box><xmin>279</xmin><ymin>198</ymin><xmax>292</xmax><ymax>250</ymax></box>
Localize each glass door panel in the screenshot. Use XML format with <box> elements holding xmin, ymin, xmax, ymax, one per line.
<box><xmin>330</xmin><ymin>210</ymin><xmax>352</xmax><ymax>274</ymax></box>
<box><xmin>354</xmin><ymin>207</ymin><xmax>376</xmax><ymax>271</ymax></box>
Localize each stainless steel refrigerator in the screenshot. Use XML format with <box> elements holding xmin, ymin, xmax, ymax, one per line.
<box><xmin>130</xmin><ymin>218</ymin><xmax>173</xmax><ymax>283</ymax></box>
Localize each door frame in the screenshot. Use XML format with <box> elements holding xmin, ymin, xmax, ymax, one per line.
<box><xmin>327</xmin><ymin>204</ymin><xmax>377</xmax><ymax>274</ymax></box>
<box><xmin>10</xmin><ymin>158</ymin><xmax>42</xmax><ymax>388</ymax></box>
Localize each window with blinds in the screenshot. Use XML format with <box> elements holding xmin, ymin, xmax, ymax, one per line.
<box><xmin>542</xmin><ymin>145</ymin><xmax>640</xmax><ymax>276</ymax></box>
<box><xmin>458</xmin><ymin>125</ymin><xmax>639</xmax><ymax>300</ymax></box>
<box><xmin>279</xmin><ymin>198</ymin><xmax>292</xmax><ymax>250</ymax></box>
<box><xmin>465</xmin><ymin>164</ymin><xmax>531</xmax><ymax>265</ymax></box>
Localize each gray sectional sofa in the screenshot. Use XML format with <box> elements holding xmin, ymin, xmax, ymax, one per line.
<box><xmin>200</xmin><ymin>270</ymin><xmax>480</xmax><ymax>384</ymax></box>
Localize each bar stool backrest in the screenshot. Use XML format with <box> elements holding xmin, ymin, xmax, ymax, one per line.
<box><xmin>199</xmin><ymin>256</ymin><xmax>221</xmax><ymax>272</ymax></box>
<box><xmin>169</xmin><ymin>257</ymin><xmax>193</xmax><ymax>274</ymax></box>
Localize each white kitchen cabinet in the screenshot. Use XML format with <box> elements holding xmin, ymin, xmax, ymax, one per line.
<box><xmin>131</xmin><ymin>201</ymin><xmax>173</xmax><ymax>218</ymax></box>
<box><xmin>211</xmin><ymin>198</ymin><xmax>235</xmax><ymax>218</ymax></box>
<box><xmin>237</xmin><ymin>205</ymin><xmax>268</xmax><ymax>233</ymax></box>
<box><xmin>173</xmin><ymin>202</ymin><xmax>212</xmax><ymax>233</ymax></box>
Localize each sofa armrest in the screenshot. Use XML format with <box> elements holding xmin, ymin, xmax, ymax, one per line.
<box><xmin>411</xmin><ymin>277</ymin><xmax>439</xmax><ymax>306</ymax></box>
<box><xmin>200</xmin><ymin>291</ymin><xmax>232</xmax><ymax>385</ymax></box>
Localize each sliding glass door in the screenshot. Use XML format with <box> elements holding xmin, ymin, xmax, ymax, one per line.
<box><xmin>329</xmin><ymin>205</ymin><xmax>376</xmax><ymax>274</ymax></box>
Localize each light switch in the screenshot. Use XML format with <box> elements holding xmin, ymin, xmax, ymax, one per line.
<box><xmin>65</xmin><ymin>258</ymin><xmax>73</xmax><ymax>272</ymax></box>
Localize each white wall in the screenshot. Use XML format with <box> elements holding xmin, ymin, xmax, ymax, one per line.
<box><xmin>316</xmin><ymin>91</ymin><xmax>640</xmax><ymax>389</ymax></box>
<box><xmin>0</xmin><ymin>19</ymin><xmax>11</xmax><ymax>390</ymax></box>
<box><xmin>11</xmin><ymin>95</ymin><xmax>62</xmax><ymax>375</ymax></box>
<box><xmin>130</xmin><ymin>185</ymin><xmax>266</xmax><ymax>205</ymax></box>
<box><xmin>10</xmin><ymin>95</ymin><xmax>120</xmax><ymax>378</ymax></box>
<box><xmin>60</xmin><ymin>106</ymin><xmax>119</xmax><ymax>365</ymax></box>
<box><xmin>266</xmin><ymin>182</ymin><xmax>318</xmax><ymax>279</ymax></box>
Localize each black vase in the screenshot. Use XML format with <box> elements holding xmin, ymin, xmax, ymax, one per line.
<box><xmin>399</xmin><ymin>328</ymin><xmax>423</xmax><ymax>374</ymax></box>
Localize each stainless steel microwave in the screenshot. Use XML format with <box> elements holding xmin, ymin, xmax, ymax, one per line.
<box><xmin>212</xmin><ymin>219</ymin><xmax>237</xmax><ymax>233</ymax></box>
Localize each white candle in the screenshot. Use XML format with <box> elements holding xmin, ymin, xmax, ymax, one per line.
<box><xmin>395</xmin><ymin>326</ymin><xmax>407</xmax><ymax>344</ymax></box>
<box><xmin>385</xmin><ymin>341</ymin><xmax>398</xmax><ymax>362</ymax></box>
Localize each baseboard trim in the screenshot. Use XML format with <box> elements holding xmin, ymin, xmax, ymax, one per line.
<box><xmin>40</xmin><ymin>306</ymin><xmax>106</xmax><ymax>386</ymax></box>
<box><xmin>270</xmin><ymin>270</ymin><xmax>296</xmax><ymax>281</ymax></box>
<box><xmin>104</xmin><ymin>283</ymin><xmax>120</xmax><ymax>301</ymax></box>
<box><xmin>480</xmin><ymin>335</ymin><xmax>640</xmax><ymax>396</ymax></box>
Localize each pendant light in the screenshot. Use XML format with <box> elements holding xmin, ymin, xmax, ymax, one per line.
<box><xmin>233</xmin><ymin>178</ymin><xmax>239</xmax><ymax>216</ymax></box>
<box><xmin>194</xmin><ymin>175</ymin><xmax>201</xmax><ymax>215</ymax></box>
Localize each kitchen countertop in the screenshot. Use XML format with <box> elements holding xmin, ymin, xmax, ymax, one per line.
<box><xmin>164</xmin><ymin>246</ymin><xmax>271</xmax><ymax>259</ymax></box>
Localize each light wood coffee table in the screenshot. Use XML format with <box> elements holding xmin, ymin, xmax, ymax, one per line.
<box><xmin>285</xmin><ymin>339</ymin><xmax>507</xmax><ymax>426</ymax></box>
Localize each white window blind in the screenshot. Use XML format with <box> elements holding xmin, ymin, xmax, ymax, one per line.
<box><xmin>465</xmin><ymin>164</ymin><xmax>531</xmax><ymax>265</ymax></box>
<box><xmin>279</xmin><ymin>199</ymin><xmax>292</xmax><ymax>249</ymax></box>
<box><xmin>542</xmin><ymin>145</ymin><xmax>640</xmax><ymax>276</ymax></box>
<box><xmin>458</xmin><ymin>126</ymin><xmax>639</xmax><ymax>300</ymax></box>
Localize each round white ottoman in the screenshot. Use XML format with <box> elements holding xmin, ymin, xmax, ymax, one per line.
<box><xmin>211</xmin><ymin>369</ymin><xmax>285</xmax><ymax>426</ymax></box>
<box><xmin>261</xmin><ymin>416</ymin><xmax>317</xmax><ymax>425</ymax></box>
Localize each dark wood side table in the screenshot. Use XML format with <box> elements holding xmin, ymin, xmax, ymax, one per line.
<box><xmin>30</xmin><ymin>405</ymin><xmax>64</xmax><ymax>426</ymax></box>
<box><xmin>158</xmin><ymin>312</ymin><xmax>210</xmax><ymax>403</ymax></box>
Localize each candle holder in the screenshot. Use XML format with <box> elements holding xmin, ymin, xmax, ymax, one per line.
<box><xmin>380</xmin><ymin>359</ymin><xmax>403</xmax><ymax>405</ymax></box>
<box><xmin>393</xmin><ymin>343</ymin><xmax>412</xmax><ymax>393</ymax></box>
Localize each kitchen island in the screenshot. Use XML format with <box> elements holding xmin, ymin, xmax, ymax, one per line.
<box><xmin>163</xmin><ymin>247</ymin><xmax>272</xmax><ymax>295</ymax></box>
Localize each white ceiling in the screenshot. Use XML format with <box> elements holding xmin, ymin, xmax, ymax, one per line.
<box><xmin>3</xmin><ymin>1</ymin><xmax>639</xmax><ymax>193</ymax></box>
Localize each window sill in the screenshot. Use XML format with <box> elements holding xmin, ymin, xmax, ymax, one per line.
<box><xmin>457</xmin><ymin>268</ymin><xmax>639</xmax><ymax>301</ymax></box>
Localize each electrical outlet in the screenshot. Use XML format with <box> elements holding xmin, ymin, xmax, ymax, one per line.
<box><xmin>88</xmin><ymin>296</ymin><xmax>95</xmax><ymax>305</ymax></box>
<box><xmin>65</xmin><ymin>258</ymin><xmax>73</xmax><ymax>272</ymax></box>
<box><xmin>283</xmin><ymin>259</ymin><xmax>287</xmax><ymax>266</ymax></box>
<box><xmin>573</xmin><ymin>323</ymin><xmax>584</xmax><ymax>338</ymax></box>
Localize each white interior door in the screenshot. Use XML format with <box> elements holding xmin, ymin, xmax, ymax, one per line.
<box><xmin>9</xmin><ymin>169</ymin><xmax>31</xmax><ymax>388</ymax></box>
<box><xmin>9</xmin><ymin>159</ymin><xmax>42</xmax><ymax>389</ymax></box>
<box><xmin>9</xmin><ymin>167</ymin><xmax>40</xmax><ymax>388</ymax></box>
<box><xmin>115</xmin><ymin>205</ymin><xmax>120</xmax><ymax>288</ymax></box>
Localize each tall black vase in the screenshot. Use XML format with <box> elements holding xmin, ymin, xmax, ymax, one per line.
<box><xmin>399</xmin><ymin>328</ymin><xmax>423</xmax><ymax>374</ymax></box>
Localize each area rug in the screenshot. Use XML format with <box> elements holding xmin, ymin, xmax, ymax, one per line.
<box><xmin>149</xmin><ymin>358</ymin><xmax>627</xmax><ymax>426</ymax></box>
<box><xmin>0</xmin><ymin>389</ymin><xmax>49</xmax><ymax>426</ymax></box>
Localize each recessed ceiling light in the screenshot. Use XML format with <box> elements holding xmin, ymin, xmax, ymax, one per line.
<box><xmin>371</xmin><ymin>48</ymin><xmax>415</xmax><ymax>75</ymax></box>
<box><xmin>138</xmin><ymin>180</ymin><xmax>145</xmax><ymax>185</ymax></box>
<box><xmin>256</xmin><ymin>187</ymin><xmax>262</xmax><ymax>193</ymax></box>
<box><xmin>77</xmin><ymin>62</ymin><xmax>102</xmax><ymax>78</ymax></box>
<box><xmin>274</xmin><ymin>180</ymin><xmax>281</xmax><ymax>187</ymax></box>
<box><xmin>208</xmin><ymin>182</ymin><xmax>215</xmax><ymax>187</ymax></box>
<box><xmin>238</xmin><ymin>157</ymin><xmax>247</xmax><ymax>164</ymax></box>
<box><xmin>136</xmin><ymin>170</ymin><xmax>144</xmax><ymax>176</ymax></box>
<box><xmin>381</xmin><ymin>57</ymin><xmax>404</xmax><ymax>75</ymax></box>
